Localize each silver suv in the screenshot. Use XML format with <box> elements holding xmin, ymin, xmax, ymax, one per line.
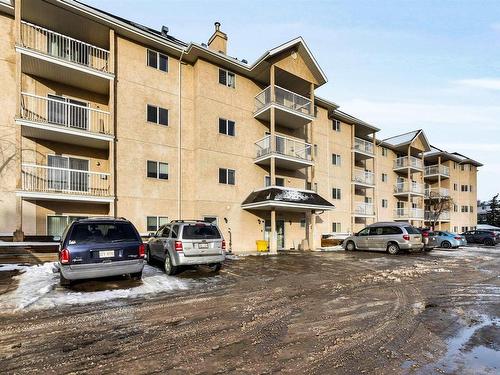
<box><xmin>146</xmin><ymin>220</ymin><xmax>225</xmax><ymax>275</ymax></box>
<box><xmin>342</xmin><ymin>222</ymin><xmax>423</xmax><ymax>255</ymax></box>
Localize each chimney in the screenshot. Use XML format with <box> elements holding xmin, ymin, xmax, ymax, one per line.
<box><xmin>208</xmin><ymin>21</ymin><xmax>227</xmax><ymax>54</ymax></box>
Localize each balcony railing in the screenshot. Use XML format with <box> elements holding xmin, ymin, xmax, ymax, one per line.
<box><xmin>425</xmin><ymin>211</ymin><xmax>450</xmax><ymax>221</ymax></box>
<box><xmin>353</xmin><ymin>137</ymin><xmax>374</xmax><ymax>155</ymax></box>
<box><xmin>354</xmin><ymin>202</ymin><xmax>374</xmax><ymax>216</ymax></box>
<box><xmin>394</xmin><ymin>208</ymin><xmax>424</xmax><ymax>219</ymax></box>
<box><xmin>21</xmin><ymin>164</ymin><xmax>111</xmax><ymax>197</ymax></box>
<box><xmin>425</xmin><ymin>187</ymin><xmax>450</xmax><ymax>198</ymax></box>
<box><xmin>425</xmin><ymin>164</ymin><xmax>450</xmax><ymax>177</ymax></box>
<box><xmin>20</xmin><ymin>92</ymin><xmax>111</xmax><ymax>135</ymax></box>
<box><xmin>255</xmin><ymin>85</ymin><xmax>313</xmax><ymax>117</ymax></box>
<box><xmin>255</xmin><ymin>134</ymin><xmax>312</xmax><ymax>161</ymax></box>
<box><xmin>394</xmin><ymin>182</ymin><xmax>424</xmax><ymax>195</ymax></box>
<box><xmin>353</xmin><ymin>168</ymin><xmax>375</xmax><ymax>186</ymax></box>
<box><xmin>20</xmin><ymin>21</ymin><xmax>110</xmax><ymax>73</ymax></box>
<box><xmin>393</xmin><ymin>156</ymin><xmax>423</xmax><ymax>170</ymax></box>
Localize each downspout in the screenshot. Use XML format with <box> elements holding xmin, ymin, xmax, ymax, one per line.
<box><xmin>177</xmin><ymin>51</ymin><xmax>185</xmax><ymax>219</ymax></box>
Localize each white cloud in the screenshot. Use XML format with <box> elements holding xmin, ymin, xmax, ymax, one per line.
<box><xmin>453</xmin><ymin>78</ymin><xmax>500</xmax><ymax>91</ymax></box>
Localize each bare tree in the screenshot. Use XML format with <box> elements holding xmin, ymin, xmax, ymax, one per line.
<box><xmin>426</xmin><ymin>191</ymin><xmax>454</xmax><ymax>230</ymax></box>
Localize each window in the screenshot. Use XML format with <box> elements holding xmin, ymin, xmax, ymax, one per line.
<box><xmin>461</xmin><ymin>206</ymin><xmax>469</xmax><ymax>213</ymax></box>
<box><xmin>461</xmin><ymin>185</ymin><xmax>469</xmax><ymax>192</ymax></box>
<box><xmin>332</xmin><ymin>188</ymin><xmax>341</xmax><ymax>200</ymax></box>
<box><xmin>219</xmin><ymin>68</ymin><xmax>235</xmax><ymax>88</ymax></box>
<box><xmin>314</xmin><ymin>144</ymin><xmax>318</xmax><ymax>157</ymax></box>
<box><xmin>383</xmin><ymin>226</ymin><xmax>402</xmax><ymax>235</ymax></box>
<box><xmin>147</xmin><ymin>105</ymin><xmax>168</xmax><ymax>126</ymax></box>
<box><xmin>47</xmin><ymin>215</ymin><xmax>87</xmax><ymax>237</ymax></box>
<box><xmin>265</xmin><ymin>176</ymin><xmax>284</xmax><ymax>187</ymax></box>
<box><xmin>382</xmin><ymin>199</ymin><xmax>388</xmax><ymax>208</ymax></box>
<box><xmin>332</xmin><ymin>154</ymin><xmax>341</xmax><ymax>166</ymax></box>
<box><xmin>461</xmin><ymin>226</ymin><xmax>468</xmax><ymax>232</ymax></box>
<box><xmin>470</xmin><ymin>206</ymin><xmax>474</xmax><ymax>213</ymax></box>
<box><xmin>381</xmin><ymin>173</ymin><xmax>388</xmax><ymax>182</ymax></box>
<box><xmin>203</xmin><ymin>216</ymin><xmax>218</xmax><ymax>225</ymax></box>
<box><xmin>381</xmin><ymin>147</ymin><xmax>388</xmax><ymax>157</ymax></box>
<box><xmin>147</xmin><ymin>216</ymin><xmax>168</xmax><ymax>232</ymax></box>
<box><xmin>147</xmin><ymin>49</ymin><xmax>168</xmax><ymax>72</ymax></box>
<box><xmin>183</xmin><ymin>224</ymin><xmax>222</xmax><ymax>239</ymax></box>
<box><xmin>454</xmin><ymin>204</ymin><xmax>458</xmax><ymax>212</ymax></box>
<box><xmin>219</xmin><ymin>168</ymin><xmax>235</xmax><ymax>185</ymax></box>
<box><xmin>453</xmin><ymin>226</ymin><xmax>458</xmax><ymax>233</ymax></box>
<box><xmin>332</xmin><ymin>222</ymin><xmax>341</xmax><ymax>232</ymax></box>
<box><xmin>404</xmin><ymin>226</ymin><xmax>421</xmax><ymax>235</ymax></box>
<box><xmin>332</xmin><ymin>119</ymin><xmax>341</xmax><ymax>131</ymax></box>
<box><xmin>454</xmin><ymin>183</ymin><xmax>458</xmax><ymax>191</ymax></box>
<box><xmin>469</xmin><ymin>185</ymin><xmax>473</xmax><ymax>192</ymax></box>
<box><xmin>218</xmin><ymin>118</ymin><xmax>235</xmax><ymax>136</ymax></box>
<box><xmin>147</xmin><ymin>161</ymin><xmax>169</xmax><ymax>180</ymax></box>
<box><xmin>300</xmin><ymin>219</ymin><xmax>306</xmax><ymax>228</ymax></box>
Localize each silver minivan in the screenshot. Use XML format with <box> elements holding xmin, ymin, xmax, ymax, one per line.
<box><xmin>342</xmin><ymin>222</ymin><xmax>423</xmax><ymax>255</ymax></box>
<box><xmin>146</xmin><ymin>220</ymin><xmax>225</xmax><ymax>275</ymax></box>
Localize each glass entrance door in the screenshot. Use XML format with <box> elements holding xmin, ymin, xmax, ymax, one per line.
<box><xmin>264</xmin><ymin>219</ymin><xmax>285</xmax><ymax>250</ymax></box>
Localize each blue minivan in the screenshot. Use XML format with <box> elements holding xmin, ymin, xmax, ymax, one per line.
<box><xmin>57</xmin><ymin>217</ymin><xmax>145</xmax><ymax>286</ymax></box>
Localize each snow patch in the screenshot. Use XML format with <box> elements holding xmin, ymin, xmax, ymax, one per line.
<box><xmin>361</xmin><ymin>263</ymin><xmax>451</xmax><ymax>283</ymax></box>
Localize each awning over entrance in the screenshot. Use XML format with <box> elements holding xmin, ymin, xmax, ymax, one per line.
<box><xmin>241</xmin><ymin>187</ymin><xmax>334</xmax><ymax>212</ymax></box>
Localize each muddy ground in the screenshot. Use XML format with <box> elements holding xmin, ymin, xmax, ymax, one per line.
<box><xmin>0</xmin><ymin>247</ymin><xmax>499</xmax><ymax>374</ymax></box>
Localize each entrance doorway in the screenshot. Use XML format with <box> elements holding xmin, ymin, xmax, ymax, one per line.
<box><xmin>264</xmin><ymin>219</ymin><xmax>285</xmax><ymax>250</ymax></box>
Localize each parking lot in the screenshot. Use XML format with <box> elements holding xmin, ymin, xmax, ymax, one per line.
<box><xmin>0</xmin><ymin>246</ymin><xmax>499</xmax><ymax>374</ymax></box>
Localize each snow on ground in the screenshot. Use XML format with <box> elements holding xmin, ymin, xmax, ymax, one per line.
<box><xmin>0</xmin><ymin>263</ymin><xmax>216</xmax><ymax>313</ymax></box>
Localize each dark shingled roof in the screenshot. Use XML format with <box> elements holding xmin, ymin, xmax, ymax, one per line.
<box><xmin>242</xmin><ymin>188</ymin><xmax>334</xmax><ymax>209</ymax></box>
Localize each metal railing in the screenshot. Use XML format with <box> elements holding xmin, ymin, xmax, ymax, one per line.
<box><xmin>255</xmin><ymin>85</ymin><xmax>313</xmax><ymax>116</ymax></box>
<box><xmin>424</xmin><ymin>164</ymin><xmax>450</xmax><ymax>177</ymax></box>
<box><xmin>354</xmin><ymin>202</ymin><xmax>374</xmax><ymax>215</ymax></box>
<box><xmin>353</xmin><ymin>137</ymin><xmax>374</xmax><ymax>155</ymax></box>
<box><xmin>21</xmin><ymin>164</ymin><xmax>111</xmax><ymax>197</ymax></box>
<box><xmin>394</xmin><ymin>181</ymin><xmax>425</xmax><ymax>194</ymax></box>
<box><xmin>353</xmin><ymin>168</ymin><xmax>375</xmax><ymax>185</ymax></box>
<box><xmin>20</xmin><ymin>92</ymin><xmax>111</xmax><ymax>135</ymax></box>
<box><xmin>394</xmin><ymin>208</ymin><xmax>424</xmax><ymax>219</ymax></box>
<box><xmin>255</xmin><ymin>134</ymin><xmax>312</xmax><ymax>161</ymax></box>
<box><xmin>425</xmin><ymin>187</ymin><xmax>450</xmax><ymax>198</ymax></box>
<box><xmin>20</xmin><ymin>21</ymin><xmax>110</xmax><ymax>73</ymax></box>
<box><xmin>394</xmin><ymin>156</ymin><xmax>423</xmax><ymax>170</ymax></box>
<box><xmin>425</xmin><ymin>211</ymin><xmax>450</xmax><ymax>221</ymax></box>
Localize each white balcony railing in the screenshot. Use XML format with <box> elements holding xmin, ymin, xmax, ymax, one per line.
<box><xmin>425</xmin><ymin>164</ymin><xmax>450</xmax><ymax>177</ymax></box>
<box><xmin>255</xmin><ymin>85</ymin><xmax>313</xmax><ymax>117</ymax></box>
<box><xmin>425</xmin><ymin>187</ymin><xmax>450</xmax><ymax>198</ymax></box>
<box><xmin>20</xmin><ymin>21</ymin><xmax>110</xmax><ymax>73</ymax></box>
<box><xmin>394</xmin><ymin>156</ymin><xmax>423</xmax><ymax>170</ymax></box>
<box><xmin>353</xmin><ymin>137</ymin><xmax>374</xmax><ymax>155</ymax></box>
<box><xmin>394</xmin><ymin>182</ymin><xmax>425</xmax><ymax>195</ymax></box>
<box><xmin>20</xmin><ymin>93</ymin><xmax>111</xmax><ymax>136</ymax></box>
<box><xmin>354</xmin><ymin>202</ymin><xmax>374</xmax><ymax>216</ymax></box>
<box><xmin>255</xmin><ymin>134</ymin><xmax>312</xmax><ymax>162</ymax></box>
<box><xmin>21</xmin><ymin>164</ymin><xmax>111</xmax><ymax>197</ymax></box>
<box><xmin>394</xmin><ymin>208</ymin><xmax>424</xmax><ymax>219</ymax></box>
<box><xmin>353</xmin><ymin>168</ymin><xmax>375</xmax><ymax>186</ymax></box>
<box><xmin>425</xmin><ymin>211</ymin><xmax>451</xmax><ymax>221</ymax></box>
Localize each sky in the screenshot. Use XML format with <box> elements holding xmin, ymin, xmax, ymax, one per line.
<box><xmin>84</xmin><ymin>0</ymin><xmax>500</xmax><ymax>201</ymax></box>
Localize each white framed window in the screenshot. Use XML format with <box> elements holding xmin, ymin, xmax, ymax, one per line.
<box><xmin>147</xmin><ymin>160</ymin><xmax>169</xmax><ymax>180</ymax></box>
<box><xmin>218</xmin><ymin>118</ymin><xmax>235</xmax><ymax>136</ymax></box>
<box><xmin>219</xmin><ymin>168</ymin><xmax>235</xmax><ymax>185</ymax></box>
<box><xmin>332</xmin><ymin>119</ymin><xmax>341</xmax><ymax>131</ymax></box>
<box><xmin>453</xmin><ymin>226</ymin><xmax>458</xmax><ymax>233</ymax></box>
<box><xmin>332</xmin><ymin>153</ymin><xmax>341</xmax><ymax>166</ymax></box>
<box><xmin>332</xmin><ymin>188</ymin><xmax>341</xmax><ymax>200</ymax></box>
<box><xmin>381</xmin><ymin>147</ymin><xmax>388</xmax><ymax>157</ymax></box>
<box><xmin>332</xmin><ymin>222</ymin><xmax>341</xmax><ymax>232</ymax></box>
<box><xmin>147</xmin><ymin>49</ymin><xmax>168</xmax><ymax>72</ymax></box>
<box><xmin>203</xmin><ymin>216</ymin><xmax>218</xmax><ymax>225</ymax></box>
<box><xmin>147</xmin><ymin>216</ymin><xmax>168</xmax><ymax>232</ymax></box>
<box><xmin>382</xmin><ymin>199</ymin><xmax>388</xmax><ymax>208</ymax></box>
<box><xmin>265</xmin><ymin>176</ymin><xmax>284</xmax><ymax>187</ymax></box>
<box><xmin>454</xmin><ymin>183</ymin><xmax>458</xmax><ymax>191</ymax></box>
<box><xmin>381</xmin><ymin>173</ymin><xmax>388</xmax><ymax>182</ymax></box>
<box><xmin>219</xmin><ymin>68</ymin><xmax>235</xmax><ymax>88</ymax></box>
<box><xmin>147</xmin><ymin>104</ymin><xmax>168</xmax><ymax>126</ymax></box>
<box><xmin>47</xmin><ymin>215</ymin><xmax>87</xmax><ymax>237</ymax></box>
<box><xmin>461</xmin><ymin>206</ymin><xmax>469</xmax><ymax>213</ymax></box>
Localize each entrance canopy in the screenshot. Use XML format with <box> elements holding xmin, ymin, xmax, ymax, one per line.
<box><xmin>242</xmin><ymin>187</ymin><xmax>334</xmax><ymax>212</ymax></box>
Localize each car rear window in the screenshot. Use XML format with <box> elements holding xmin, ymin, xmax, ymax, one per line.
<box><xmin>404</xmin><ymin>226</ymin><xmax>420</xmax><ymax>235</ymax></box>
<box><xmin>182</xmin><ymin>224</ymin><xmax>221</xmax><ymax>240</ymax></box>
<box><xmin>69</xmin><ymin>222</ymin><xmax>140</xmax><ymax>244</ymax></box>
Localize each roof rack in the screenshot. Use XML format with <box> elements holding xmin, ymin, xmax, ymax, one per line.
<box><xmin>170</xmin><ymin>219</ymin><xmax>212</xmax><ymax>223</ymax></box>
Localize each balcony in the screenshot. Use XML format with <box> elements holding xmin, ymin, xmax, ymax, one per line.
<box><xmin>18</xmin><ymin>21</ymin><xmax>113</xmax><ymax>93</ymax></box>
<box><xmin>19</xmin><ymin>163</ymin><xmax>113</xmax><ymax>203</ymax></box>
<box><xmin>254</xmin><ymin>85</ymin><xmax>314</xmax><ymax>129</ymax></box>
<box><xmin>425</xmin><ymin>211</ymin><xmax>451</xmax><ymax>221</ymax></box>
<box><xmin>255</xmin><ymin>134</ymin><xmax>313</xmax><ymax>170</ymax></box>
<box><xmin>393</xmin><ymin>182</ymin><xmax>425</xmax><ymax>196</ymax></box>
<box><xmin>424</xmin><ymin>164</ymin><xmax>450</xmax><ymax>181</ymax></box>
<box><xmin>393</xmin><ymin>156</ymin><xmax>423</xmax><ymax>173</ymax></box>
<box><xmin>424</xmin><ymin>187</ymin><xmax>450</xmax><ymax>198</ymax></box>
<box><xmin>353</xmin><ymin>202</ymin><xmax>375</xmax><ymax>216</ymax></box>
<box><xmin>352</xmin><ymin>137</ymin><xmax>374</xmax><ymax>158</ymax></box>
<box><xmin>17</xmin><ymin>92</ymin><xmax>112</xmax><ymax>149</ymax></box>
<box><xmin>352</xmin><ymin>168</ymin><xmax>375</xmax><ymax>187</ymax></box>
<box><xmin>394</xmin><ymin>208</ymin><xmax>424</xmax><ymax>220</ymax></box>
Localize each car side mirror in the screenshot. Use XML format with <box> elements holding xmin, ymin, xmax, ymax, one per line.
<box><xmin>148</xmin><ymin>232</ymin><xmax>155</xmax><ymax>238</ymax></box>
<box><xmin>354</xmin><ymin>232</ymin><xmax>359</xmax><ymax>237</ymax></box>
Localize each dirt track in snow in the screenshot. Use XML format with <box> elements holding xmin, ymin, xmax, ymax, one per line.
<box><xmin>0</xmin><ymin>247</ymin><xmax>499</xmax><ymax>374</ymax></box>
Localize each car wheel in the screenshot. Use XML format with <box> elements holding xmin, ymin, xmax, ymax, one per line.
<box><xmin>130</xmin><ymin>271</ymin><xmax>143</xmax><ymax>280</ymax></box>
<box><xmin>484</xmin><ymin>238</ymin><xmax>494</xmax><ymax>246</ymax></box>
<box><xmin>60</xmin><ymin>273</ymin><xmax>72</xmax><ymax>287</ymax></box>
<box><xmin>208</xmin><ymin>263</ymin><xmax>222</xmax><ymax>273</ymax></box>
<box><xmin>387</xmin><ymin>243</ymin><xmax>400</xmax><ymax>255</ymax></box>
<box><xmin>345</xmin><ymin>241</ymin><xmax>356</xmax><ymax>251</ymax></box>
<box><xmin>441</xmin><ymin>241</ymin><xmax>451</xmax><ymax>249</ymax></box>
<box><xmin>164</xmin><ymin>252</ymin><xmax>178</xmax><ymax>276</ymax></box>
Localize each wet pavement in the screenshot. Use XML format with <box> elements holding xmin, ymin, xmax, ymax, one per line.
<box><xmin>0</xmin><ymin>246</ymin><xmax>499</xmax><ymax>374</ymax></box>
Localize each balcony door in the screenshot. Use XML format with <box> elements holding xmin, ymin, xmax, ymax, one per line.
<box><xmin>47</xmin><ymin>34</ymin><xmax>89</xmax><ymax>66</ymax></box>
<box><xmin>47</xmin><ymin>94</ymin><xmax>89</xmax><ymax>131</ymax></box>
<box><xmin>47</xmin><ymin>155</ymin><xmax>89</xmax><ymax>193</ymax></box>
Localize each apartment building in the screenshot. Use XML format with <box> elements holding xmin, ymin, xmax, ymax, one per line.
<box><xmin>0</xmin><ymin>0</ymin><xmax>481</xmax><ymax>252</ymax></box>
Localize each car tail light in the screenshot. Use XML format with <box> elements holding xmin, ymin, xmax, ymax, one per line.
<box><xmin>174</xmin><ymin>241</ymin><xmax>183</xmax><ymax>252</ymax></box>
<box><xmin>138</xmin><ymin>243</ymin><xmax>145</xmax><ymax>258</ymax></box>
<box><xmin>403</xmin><ymin>234</ymin><xmax>410</xmax><ymax>241</ymax></box>
<box><xmin>222</xmin><ymin>240</ymin><xmax>226</xmax><ymax>250</ymax></box>
<box><xmin>422</xmin><ymin>232</ymin><xmax>429</xmax><ymax>238</ymax></box>
<box><xmin>454</xmin><ymin>236</ymin><xmax>462</xmax><ymax>240</ymax></box>
<box><xmin>60</xmin><ymin>248</ymin><xmax>70</xmax><ymax>264</ymax></box>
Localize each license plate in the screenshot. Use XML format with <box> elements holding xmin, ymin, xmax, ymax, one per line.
<box><xmin>99</xmin><ymin>250</ymin><xmax>115</xmax><ymax>258</ymax></box>
<box><xmin>198</xmin><ymin>243</ymin><xmax>209</xmax><ymax>249</ymax></box>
